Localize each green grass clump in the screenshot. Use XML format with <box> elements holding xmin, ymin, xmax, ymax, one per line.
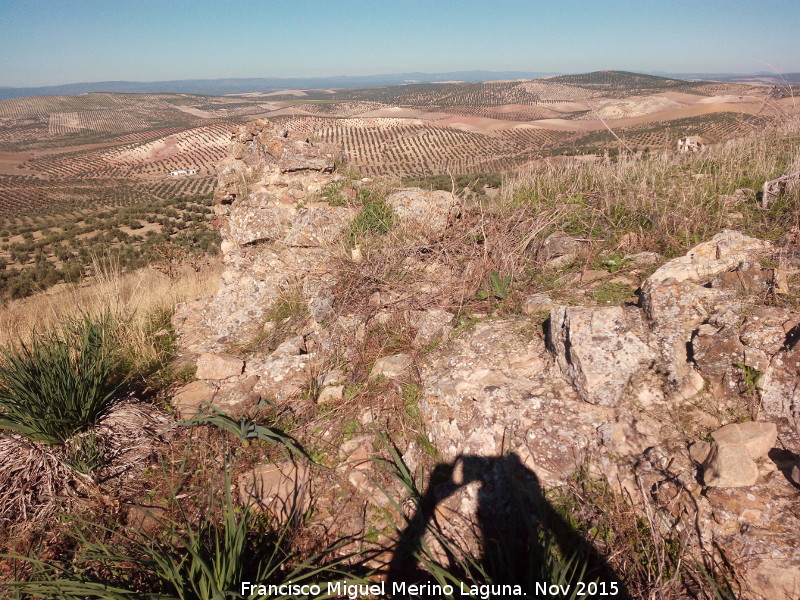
<box><xmin>0</xmin><ymin>315</ymin><xmax>122</xmax><ymax>445</ymax></box>
<box><xmin>348</xmin><ymin>191</ymin><xmax>394</xmax><ymax>244</ymax></box>
<box><xmin>591</xmin><ymin>282</ymin><xmax>636</xmax><ymax>305</ymax></box>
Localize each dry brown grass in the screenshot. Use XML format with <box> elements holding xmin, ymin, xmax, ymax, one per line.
<box><xmin>0</xmin><ymin>399</ymin><xmax>169</xmax><ymax>528</ymax></box>
<box><xmin>503</xmin><ymin>116</ymin><xmax>800</xmax><ymax>257</ymax></box>
<box><xmin>0</xmin><ymin>258</ymin><xmax>222</xmax><ymax>372</ymax></box>
<box><xmin>324</xmin><ymin>118</ymin><xmax>800</xmax><ymax>340</ymax></box>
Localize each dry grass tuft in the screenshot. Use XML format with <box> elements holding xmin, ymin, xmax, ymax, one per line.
<box><xmin>504</xmin><ymin>116</ymin><xmax>800</xmax><ymax>257</ymax></box>
<box><xmin>0</xmin><ymin>258</ymin><xmax>222</xmax><ymax>376</ymax></box>
<box><xmin>0</xmin><ymin>399</ymin><xmax>168</xmax><ymax>528</ymax></box>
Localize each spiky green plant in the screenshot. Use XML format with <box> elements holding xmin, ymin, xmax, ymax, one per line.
<box><xmin>0</xmin><ymin>315</ymin><xmax>121</xmax><ymax>445</ymax></box>
<box><xmin>176</xmin><ymin>401</ymin><xmax>325</xmax><ymax>468</ymax></box>
<box><xmin>3</xmin><ymin>462</ymin><xmax>364</xmax><ymax>600</ymax></box>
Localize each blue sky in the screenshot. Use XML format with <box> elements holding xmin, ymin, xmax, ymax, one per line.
<box><xmin>1</xmin><ymin>0</ymin><xmax>798</xmax><ymax>87</ymax></box>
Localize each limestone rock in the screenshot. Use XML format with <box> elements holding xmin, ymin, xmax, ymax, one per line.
<box><xmin>281</xmin><ymin>205</ymin><xmax>354</xmax><ymax>247</ymax></box>
<box><xmin>274</xmin><ymin>138</ymin><xmax>341</xmax><ymax>173</ymax></box>
<box><xmin>223</xmin><ymin>195</ymin><xmax>295</xmax><ymax>246</ymax></box>
<box><xmin>521</xmin><ymin>293</ymin><xmax>554</xmax><ymax>315</ymax></box>
<box><xmin>739</xmin><ymin>307</ymin><xmax>798</xmax><ymax>356</ymax></box>
<box><xmin>412</xmin><ymin>309</ymin><xmax>455</xmax><ymax>348</ymax></box>
<box><xmin>761</xmin><ymin>342</ymin><xmax>800</xmax><ymax>431</ymax></box>
<box><xmin>646</xmin><ymin>230</ymin><xmax>771</xmax><ymax>285</ymax></box>
<box><xmin>701</xmin><ymin>422</ymin><xmax>777</xmax><ymax>488</ymax></box>
<box><xmin>250</xmin><ymin>354</ymin><xmax>309</xmax><ymax>403</ymax></box>
<box><xmin>714</xmin><ymin>268</ymin><xmax>774</xmax><ymax>295</ymax></box>
<box><xmin>386</xmin><ymin>188</ymin><xmax>458</xmax><ymax>238</ymax></box>
<box><xmin>175</xmin><ymin>122</ymin><xmax>800</xmax><ymax>599</ymax></box>
<box><xmin>317</xmin><ymin>385</ymin><xmax>344</xmax><ymax>404</ymax></box>
<box><xmin>370</xmin><ymin>354</ymin><xmax>413</xmax><ymax>379</ymax></box>
<box><xmin>171</xmin><ymin>380</ymin><xmax>217</xmax><ymax>419</ymax></box>
<box><xmin>710</xmin><ymin>422</ymin><xmax>777</xmax><ymax>459</ymax></box>
<box><xmin>272</xmin><ymin>335</ymin><xmax>305</xmax><ymax>357</ymax></box>
<box><xmin>421</xmin><ymin>319</ymin><xmax>612</xmax><ymax>486</ymax></box>
<box><xmin>703</xmin><ymin>443</ymin><xmax>759</xmax><ymax>487</ymax></box>
<box><xmin>637</xmin><ymin>231</ymin><xmax>773</xmax><ymax>398</ymax></box>
<box><xmin>538</xmin><ymin>231</ymin><xmax>587</xmax><ymax>269</ymax></box>
<box><xmin>689</xmin><ymin>440</ymin><xmax>712</xmax><ymax>464</ymax></box>
<box><xmin>126</xmin><ymin>504</ymin><xmax>168</xmax><ymax>536</ymax></box>
<box><xmin>550</xmin><ymin>305</ymin><xmax>655</xmax><ymax>407</ymax></box>
<box><xmin>704</xmin><ymin>482</ymin><xmax>800</xmax><ymax>600</ymax></box>
<box><xmin>177</xmin><ymin>118</ymin><xmax>346</xmax><ymax>351</ymax></box>
<box><xmin>238</xmin><ymin>462</ymin><xmax>311</xmax><ymax>519</ymax></box>
<box><xmin>320</xmin><ymin>369</ymin><xmax>345</xmax><ymax>387</ymax></box>
<box><xmin>340</xmin><ymin>434</ymin><xmax>373</xmax><ymax>469</ymax></box>
<box><xmin>691</xmin><ymin>324</ymin><xmax>745</xmax><ymax>397</ymax></box>
<box><xmin>641</xmin><ymin>279</ymin><xmax>731</xmax><ymax>398</ymax></box>
<box><xmin>762</xmin><ymin>169</ymin><xmax>800</xmax><ymax>208</ymax></box>
<box><xmin>347</xmin><ymin>469</ymin><xmax>391</xmax><ymax>507</ymax></box>
<box><xmin>209</xmin><ymin>382</ymin><xmax>259</xmax><ymax>417</ymax></box>
<box><xmin>195</xmin><ymin>353</ymin><xmax>244</xmax><ymax>380</ymax></box>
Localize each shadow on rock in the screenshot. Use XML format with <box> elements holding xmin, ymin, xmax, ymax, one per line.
<box><xmin>386</xmin><ymin>452</ymin><xmax>629</xmax><ymax>599</ymax></box>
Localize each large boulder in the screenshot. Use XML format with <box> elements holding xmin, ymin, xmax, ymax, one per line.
<box><xmin>549</xmin><ymin>306</ymin><xmax>655</xmax><ymax>407</ymax></box>
<box><xmin>385</xmin><ymin>188</ymin><xmax>458</xmax><ymax>239</ymax></box>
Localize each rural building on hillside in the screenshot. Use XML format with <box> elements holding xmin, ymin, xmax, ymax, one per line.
<box><xmin>677</xmin><ymin>136</ymin><xmax>706</xmax><ymax>153</ymax></box>
<box><xmin>169</xmin><ymin>168</ymin><xmax>200</xmax><ymax>176</ymax></box>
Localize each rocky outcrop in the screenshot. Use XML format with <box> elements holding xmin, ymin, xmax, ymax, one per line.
<box><xmin>175</xmin><ymin>121</ymin><xmax>800</xmax><ymax>599</ymax></box>
<box><xmin>421</xmin><ymin>320</ymin><xmax>615</xmax><ymax>487</ymax></box>
<box><xmin>173</xmin><ymin>119</ymin><xmax>461</xmax><ymax>419</ymax></box>
<box><xmin>549</xmin><ymin>305</ymin><xmax>655</xmax><ymax>407</ymax></box>
<box><xmin>419</xmin><ymin>230</ymin><xmax>800</xmax><ymax>599</ymax></box>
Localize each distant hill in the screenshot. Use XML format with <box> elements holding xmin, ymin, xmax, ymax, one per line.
<box><xmin>0</xmin><ymin>71</ymin><xmax>562</xmax><ymax>101</ymax></box>
<box><xmin>546</xmin><ymin>71</ymin><xmax>691</xmax><ymax>90</ymax></box>
<box><xmin>652</xmin><ymin>71</ymin><xmax>800</xmax><ymax>85</ymax></box>
<box><xmin>2</xmin><ymin>69</ymin><xmax>789</xmax><ymax>101</ymax></box>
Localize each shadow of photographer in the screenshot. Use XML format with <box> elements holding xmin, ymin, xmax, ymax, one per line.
<box><xmin>387</xmin><ymin>452</ymin><xmax>629</xmax><ymax>599</ymax></box>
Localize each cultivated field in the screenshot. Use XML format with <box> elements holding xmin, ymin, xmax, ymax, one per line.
<box><xmin>0</xmin><ymin>70</ymin><xmax>795</xmax><ymax>301</ymax></box>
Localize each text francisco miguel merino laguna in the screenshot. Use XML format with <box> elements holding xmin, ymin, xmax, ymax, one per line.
<box><xmin>241</xmin><ymin>579</ymin><xmax>620</xmax><ymax>598</ymax></box>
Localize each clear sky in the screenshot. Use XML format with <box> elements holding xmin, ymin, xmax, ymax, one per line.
<box><xmin>1</xmin><ymin>0</ymin><xmax>798</xmax><ymax>87</ymax></box>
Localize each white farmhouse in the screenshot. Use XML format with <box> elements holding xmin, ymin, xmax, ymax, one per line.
<box><xmin>677</xmin><ymin>136</ymin><xmax>706</xmax><ymax>153</ymax></box>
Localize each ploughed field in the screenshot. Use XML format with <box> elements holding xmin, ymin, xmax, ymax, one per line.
<box><xmin>0</xmin><ymin>71</ymin><xmax>792</xmax><ymax>300</ymax></box>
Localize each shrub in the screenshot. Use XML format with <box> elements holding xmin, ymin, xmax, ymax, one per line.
<box><xmin>0</xmin><ymin>315</ymin><xmax>122</xmax><ymax>445</ymax></box>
